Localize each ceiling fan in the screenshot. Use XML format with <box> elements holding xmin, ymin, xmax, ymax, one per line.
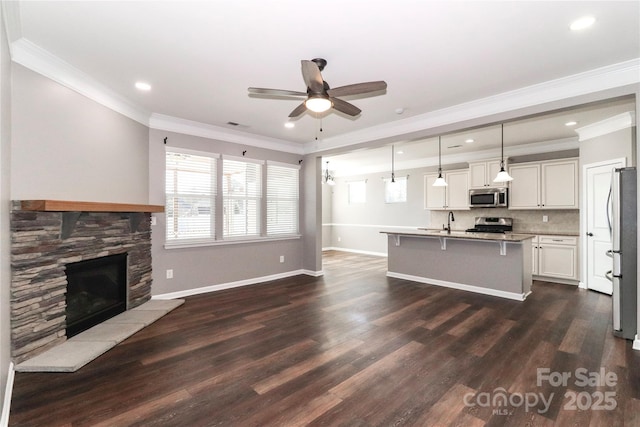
<box><xmin>248</xmin><ymin>58</ymin><xmax>387</xmax><ymax>118</ymax></box>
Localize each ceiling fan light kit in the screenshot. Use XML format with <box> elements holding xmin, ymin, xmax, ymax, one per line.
<box><xmin>305</xmin><ymin>96</ymin><xmax>333</xmax><ymax>113</ymax></box>
<box><xmin>248</xmin><ymin>58</ymin><xmax>387</xmax><ymax>118</ymax></box>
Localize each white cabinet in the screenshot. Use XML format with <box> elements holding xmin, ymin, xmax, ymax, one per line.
<box><xmin>509</xmin><ymin>164</ymin><xmax>540</xmax><ymax>209</ymax></box>
<box><xmin>508</xmin><ymin>159</ymin><xmax>578</xmax><ymax>209</ymax></box>
<box><xmin>541</xmin><ymin>160</ymin><xmax>579</xmax><ymax>209</ymax></box>
<box><xmin>424</xmin><ymin>170</ymin><xmax>470</xmax><ymax>210</ymax></box>
<box><xmin>532</xmin><ymin>235</ymin><xmax>578</xmax><ymax>282</ymax></box>
<box><xmin>469</xmin><ymin>159</ymin><xmax>505</xmax><ymax>188</ymax></box>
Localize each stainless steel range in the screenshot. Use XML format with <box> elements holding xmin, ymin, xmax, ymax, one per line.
<box><xmin>466</xmin><ymin>217</ymin><xmax>513</xmax><ymax>234</ymax></box>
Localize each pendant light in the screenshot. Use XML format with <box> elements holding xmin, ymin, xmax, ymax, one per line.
<box><xmin>432</xmin><ymin>136</ymin><xmax>448</xmax><ymax>187</ymax></box>
<box><xmin>493</xmin><ymin>124</ymin><xmax>513</xmax><ymax>183</ymax></box>
<box><xmin>390</xmin><ymin>145</ymin><xmax>396</xmax><ymax>183</ymax></box>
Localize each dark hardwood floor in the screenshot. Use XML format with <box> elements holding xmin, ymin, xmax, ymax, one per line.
<box><xmin>10</xmin><ymin>251</ymin><xmax>640</xmax><ymax>426</ymax></box>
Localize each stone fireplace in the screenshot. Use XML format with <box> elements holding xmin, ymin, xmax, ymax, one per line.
<box><xmin>10</xmin><ymin>200</ymin><xmax>163</xmax><ymax>363</ymax></box>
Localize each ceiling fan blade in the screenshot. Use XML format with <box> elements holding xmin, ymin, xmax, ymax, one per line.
<box><xmin>301</xmin><ymin>60</ymin><xmax>324</xmax><ymax>93</ymax></box>
<box><xmin>288</xmin><ymin>102</ymin><xmax>308</xmax><ymax>118</ymax></box>
<box><xmin>248</xmin><ymin>87</ymin><xmax>307</xmax><ymax>97</ymax></box>
<box><xmin>331</xmin><ymin>98</ymin><xmax>361</xmax><ymax>116</ymax></box>
<box><xmin>327</xmin><ymin>81</ymin><xmax>387</xmax><ymax>98</ymax></box>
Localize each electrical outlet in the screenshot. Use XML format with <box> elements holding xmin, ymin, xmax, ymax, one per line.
<box><xmin>543</xmin><ymin>215</ymin><xmax>549</xmax><ymax>223</ymax></box>
<box><xmin>338</xmin><ymin>237</ymin><xmax>341</xmax><ymax>242</ymax></box>
<box><xmin>280</xmin><ymin>255</ymin><xmax>284</xmax><ymax>263</ymax></box>
<box><xmin>166</xmin><ymin>269</ymin><xmax>173</xmax><ymax>279</ymax></box>
<box><xmin>150</xmin><ymin>216</ymin><xmax>157</xmax><ymax>226</ymax></box>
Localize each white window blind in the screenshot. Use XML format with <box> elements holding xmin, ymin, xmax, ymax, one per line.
<box><xmin>267</xmin><ymin>163</ymin><xmax>299</xmax><ymax>235</ymax></box>
<box><xmin>166</xmin><ymin>150</ymin><xmax>217</xmax><ymax>241</ymax></box>
<box><xmin>348</xmin><ymin>180</ymin><xmax>367</xmax><ymax>204</ymax></box>
<box><xmin>384</xmin><ymin>177</ymin><xmax>407</xmax><ymax>203</ymax></box>
<box><xmin>223</xmin><ymin>158</ymin><xmax>262</xmax><ymax>238</ymax></box>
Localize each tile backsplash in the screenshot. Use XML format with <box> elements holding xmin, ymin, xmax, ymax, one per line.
<box><xmin>429</xmin><ymin>208</ymin><xmax>579</xmax><ymax>235</ymax></box>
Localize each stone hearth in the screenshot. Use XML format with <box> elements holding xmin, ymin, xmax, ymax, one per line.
<box><xmin>10</xmin><ymin>200</ymin><xmax>162</xmax><ymax>363</ymax></box>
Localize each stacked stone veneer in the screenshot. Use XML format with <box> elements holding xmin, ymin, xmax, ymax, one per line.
<box><xmin>10</xmin><ymin>201</ymin><xmax>153</xmax><ymax>363</ymax></box>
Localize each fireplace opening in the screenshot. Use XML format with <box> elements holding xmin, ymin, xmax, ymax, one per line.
<box><xmin>65</xmin><ymin>253</ymin><xmax>128</xmax><ymax>338</ymax></box>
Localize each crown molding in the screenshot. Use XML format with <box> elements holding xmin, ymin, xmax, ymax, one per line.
<box><xmin>575</xmin><ymin>111</ymin><xmax>636</xmax><ymax>141</ymax></box>
<box><xmin>10</xmin><ymin>38</ymin><xmax>152</xmax><ymax>126</ymax></box>
<box><xmin>306</xmin><ymin>58</ymin><xmax>640</xmax><ymax>155</ymax></box>
<box><xmin>149</xmin><ymin>114</ymin><xmax>305</xmax><ymax>155</ymax></box>
<box><xmin>1</xmin><ymin>0</ymin><xmax>22</xmax><ymax>45</ymax></box>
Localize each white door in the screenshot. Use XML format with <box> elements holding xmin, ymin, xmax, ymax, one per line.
<box><xmin>585</xmin><ymin>159</ymin><xmax>625</xmax><ymax>294</ymax></box>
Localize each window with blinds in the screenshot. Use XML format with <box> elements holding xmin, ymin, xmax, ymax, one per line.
<box><xmin>166</xmin><ymin>150</ymin><xmax>217</xmax><ymax>241</ymax></box>
<box><xmin>223</xmin><ymin>158</ymin><xmax>262</xmax><ymax>238</ymax></box>
<box><xmin>267</xmin><ymin>162</ymin><xmax>299</xmax><ymax>235</ymax></box>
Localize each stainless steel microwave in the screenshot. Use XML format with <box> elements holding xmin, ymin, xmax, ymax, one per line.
<box><xmin>469</xmin><ymin>188</ymin><xmax>508</xmax><ymax>208</ymax></box>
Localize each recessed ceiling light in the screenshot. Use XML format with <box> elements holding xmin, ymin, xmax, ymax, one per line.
<box><xmin>570</xmin><ymin>16</ymin><xmax>595</xmax><ymax>31</ymax></box>
<box><xmin>135</xmin><ymin>82</ymin><xmax>151</xmax><ymax>91</ymax></box>
<box><xmin>284</xmin><ymin>122</ymin><xmax>295</xmax><ymax>128</ymax></box>
<box><xmin>565</xmin><ymin>121</ymin><xmax>578</xmax><ymax>126</ymax></box>
<box><xmin>465</xmin><ymin>139</ymin><xmax>474</xmax><ymax>143</ymax></box>
<box><xmin>397</xmin><ymin>150</ymin><xmax>404</xmax><ymax>154</ymax></box>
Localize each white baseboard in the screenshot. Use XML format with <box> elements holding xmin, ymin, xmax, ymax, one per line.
<box><xmin>533</xmin><ymin>275</ymin><xmax>579</xmax><ymax>286</ymax></box>
<box><xmin>633</xmin><ymin>335</ymin><xmax>640</xmax><ymax>351</ymax></box>
<box><xmin>0</xmin><ymin>362</ymin><xmax>15</xmax><ymax>427</ymax></box>
<box><xmin>322</xmin><ymin>247</ymin><xmax>387</xmax><ymax>257</ymax></box>
<box><xmin>387</xmin><ymin>271</ymin><xmax>529</xmax><ymax>301</ymax></box>
<box><xmin>152</xmin><ymin>269</ymin><xmax>318</xmax><ymax>300</ymax></box>
<box><xmin>301</xmin><ymin>269</ymin><xmax>324</xmax><ymax>277</ymax></box>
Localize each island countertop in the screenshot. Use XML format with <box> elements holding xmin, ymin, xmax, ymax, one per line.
<box><xmin>380</xmin><ymin>229</ymin><xmax>536</xmax><ymax>242</ymax></box>
<box><xmin>381</xmin><ymin>228</ymin><xmax>533</xmax><ymax>301</ymax></box>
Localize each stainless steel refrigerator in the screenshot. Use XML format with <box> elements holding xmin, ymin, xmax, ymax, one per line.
<box><xmin>606</xmin><ymin>167</ymin><xmax>637</xmax><ymax>340</ymax></box>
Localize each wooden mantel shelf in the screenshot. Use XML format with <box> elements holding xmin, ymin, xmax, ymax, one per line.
<box><xmin>20</xmin><ymin>200</ymin><xmax>164</xmax><ymax>213</ymax></box>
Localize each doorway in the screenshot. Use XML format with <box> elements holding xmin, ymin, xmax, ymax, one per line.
<box><xmin>584</xmin><ymin>158</ymin><xmax>626</xmax><ymax>294</ymax></box>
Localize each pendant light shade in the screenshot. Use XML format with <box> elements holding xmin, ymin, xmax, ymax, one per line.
<box><xmin>493</xmin><ymin>124</ymin><xmax>513</xmax><ymax>183</ymax></box>
<box><xmin>433</xmin><ymin>136</ymin><xmax>448</xmax><ymax>187</ymax></box>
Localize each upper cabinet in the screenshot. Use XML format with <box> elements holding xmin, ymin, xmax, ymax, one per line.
<box><xmin>469</xmin><ymin>159</ymin><xmax>507</xmax><ymax>188</ymax></box>
<box><xmin>508</xmin><ymin>158</ymin><xmax>578</xmax><ymax>210</ymax></box>
<box><xmin>424</xmin><ymin>170</ymin><xmax>470</xmax><ymax>210</ymax></box>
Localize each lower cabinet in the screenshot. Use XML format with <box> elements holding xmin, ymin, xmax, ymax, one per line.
<box><xmin>532</xmin><ymin>235</ymin><xmax>578</xmax><ymax>282</ymax></box>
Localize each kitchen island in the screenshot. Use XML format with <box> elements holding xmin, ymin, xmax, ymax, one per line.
<box><xmin>381</xmin><ymin>229</ymin><xmax>535</xmax><ymax>301</ymax></box>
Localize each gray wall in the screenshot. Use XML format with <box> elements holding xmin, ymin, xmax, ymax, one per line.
<box><xmin>148</xmin><ymin>129</ymin><xmax>306</xmax><ymax>295</ymax></box>
<box><xmin>323</xmin><ymin>166</ymin><xmax>430</xmax><ymax>255</ymax></box>
<box><xmin>11</xmin><ymin>65</ymin><xmax>150</xmax><ymax>203</ymax></box>
<box><xmin>0</xmin><ymin>6</ymin><xmax>11</xmax><ymax>409</ymax></box>
<box><xmin>580</xmin><ymin>127</ymin><xmax>635</xmax><ymax>168</ymax></box>
<box><xmin>302</xmin><ymin>155</ymin><xmax>322</xmax><ymax>274</ymax></box>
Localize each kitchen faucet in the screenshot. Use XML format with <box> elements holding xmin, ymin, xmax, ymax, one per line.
<box><xmin>446</xmin><ymin>211</ymin><xmax>455</xmax><ymax>233</ymax></box>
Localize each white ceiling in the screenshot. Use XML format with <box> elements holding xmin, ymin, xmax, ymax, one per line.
<box><xmin>6</xmin><ymin>1</ymin><xmax>640</xmax><ymax>161</ymax></box>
